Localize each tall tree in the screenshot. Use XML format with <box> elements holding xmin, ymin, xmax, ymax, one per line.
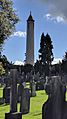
<box><xmin>0</xmin><ymin>63</ymin><xmax>5</xmax><ymax>75</ymax></box>
<box><xmin>39</xmin><ymin>33</ymin><xmax>46</xmax><ymax>64</ymax></box>
<box><xmin>63</xmin><ymin>52</ymin><xmax>67</xmax><ymax>61</ymax></box>
<box><xmin>45</xmin><ymin>33</ymin><xmax>54</xmax><ymax>65</ymax></box>
<box><xmin>0</xmin><ymin>0</ymin><xmax>19</xmax><ymax>50</ymax></box>
<box><xmin>39</xmin><ymin>33</ymin><xmax>54</xmax><ymax>65</ymax></box>
<box><xmin>62</xmin><ymin>51</ymin><xmax>67</xmax><ymax>73</ymax></box>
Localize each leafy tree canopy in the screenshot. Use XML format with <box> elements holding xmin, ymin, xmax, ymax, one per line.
<box><xmin>63</xmin><ymin>52</ymin><xmax>67</xmax><ymax>61</ymax></box>
<box><xmin>0</xmin><ymin>0</ymin><xmax>19</xmax><ymax>50</ymax></box>
<box><xmin>0</xmin><ymin>63</ymin><xmax>5</xmax><ymax>75</ymax></box>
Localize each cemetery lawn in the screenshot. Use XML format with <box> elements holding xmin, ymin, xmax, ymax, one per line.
<box><xmin>0</xmin><ymin>88</ymin><xmax>48</xmax><ymax>119</ymax></box>
<box><xmin>0</xmin><ymin>87</ymin><xmax>3</xmax><ymax>97</ymax></box>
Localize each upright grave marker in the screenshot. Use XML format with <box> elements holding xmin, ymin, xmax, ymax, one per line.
<box><xmin>10</xmin><ymin>69</ymin><xmax>17</xmax><ymax>112</ymax></box>
<box><xmin>5</xmin><ymin>69</ymin><xmax>22</xmax><ymax>119</ymax></box>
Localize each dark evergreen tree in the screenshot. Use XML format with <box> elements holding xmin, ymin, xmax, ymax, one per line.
<box><xmin>39</xmin><ymin>33</ymin><xmax>54</xmax><ymax>65</ymax></box>
<box><xmin>39</xmin><ymin>33</ymin><xmax>46</xmax><ymax>64</ymax></box>
<box><xmin>0</xmin><ymin>0</ymin><xmax>19</xmax><ymax>50</ymax></box>
<box><xmin>62</xmin><ymin>51</ymin><xmax>67</xmax><ymax>73</ymax></box>
<box><xmin>63</xmin><ymin>52</ymin><xmax>67</xmax><ymax>61</ymax></box>
<box><xmin>45</xmin><ymin>33</ymin><xmax>54</xmax><ymax>65</ymax></box>
<box><xmin>34</xmin><ymin>60</ymin><xmax>43</xmax><ymax>75</ymax></box>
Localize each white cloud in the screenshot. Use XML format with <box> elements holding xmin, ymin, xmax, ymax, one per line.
<box><xmin>45</xmin><ymin>14</ymin><xmax>51</xmax><ymax>20</ymax></box>
<box><xmin>52</xmin><ymin>58</ymin><xmax>62</xmax><ymax>65</ymax></box>
<box><xmin>45</xmin><ymin>14</ymin><xmax>65</xmax><ymax>23</ymax></box>
<box><xmin>14</xmin><ymin>59</ymin><xmax>62</xmax><ymax>65</ymax></box>
<box><xmin>14</xmin><ymin>61</ymin><xmax>24</xmax><ymax>65</ymax></box>
<box><xmin>56</xmin><ymin>16</ymin><xmax>64</xmax><ymax>23</ymax></box>
<box><xmin>42</xmin><ymin>0</ymin><xmax>67</xmax><ymax>23</ymax></box>
<box><xmin>11</xmin><ymin>31</ymin><xmax>26</xmax><ymax>38</ymax></box>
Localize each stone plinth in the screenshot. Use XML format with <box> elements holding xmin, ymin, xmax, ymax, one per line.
<box><xmin>5</xmin><ymin>112</ymin><xmax>22</xmax><ymax>119</ymax></box>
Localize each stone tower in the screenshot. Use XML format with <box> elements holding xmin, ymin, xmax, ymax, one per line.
<box><xmin>25</xmin><ymin>12</ymin><xmax>34</xmax><ymax>65</ymax></box>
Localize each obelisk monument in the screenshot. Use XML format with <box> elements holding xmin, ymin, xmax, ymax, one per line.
<box><xmin>25</xmin><ymin>12</ymin><xmax>34</xmax><ymax>65</ymax></box>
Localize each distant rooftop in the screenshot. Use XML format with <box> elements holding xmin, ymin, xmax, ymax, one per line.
<box><xmin>27</xmin><ymin>11</ymin><xmax>34</xmax><ymax>21</ymax></box>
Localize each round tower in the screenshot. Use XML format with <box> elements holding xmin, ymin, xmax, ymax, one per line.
<box><xmin>25</xmin><ymin>12</ymin><xmax>34</xmax><ymax>65</ymax></box>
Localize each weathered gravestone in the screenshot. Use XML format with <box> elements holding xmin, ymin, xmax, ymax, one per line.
<box><xmin>10</xmin><ymin>69</ymin><xmax>17</xmax><ymax>113</ymax></box>
<box><xmin>35</xmin><ymin>72</ymin><xmax>44</xmax><ymax>90</ymax></box>
<box><xmin>3</xmin><ymin>86</ymin><xmax>10</xmax><ymax>104</ymax></box>
<box><xmin>4</xmin><ymin>74</ymin><xmax>11</xmax><ymax>87</ymax></box>
<box><xmin>18</xmin><ymin>84</ymin><xmax>21</xmax><ymax>102</ymax></box>
<box><xmin>42</xmin><ymin>76</ymin><xmax>67</xmax><ymax>119</ymax></box>
<box><xmin>36</xmin><ymin>81</ymin><xmax>44</xmax><ymax>90</ymax></box>
<box><xmin>20</xmin><ymin>87</ymin><xmax>30</xmax><ymax>114</ymax></box>
<box><xmin>0</xmin><ymin>76</ymin><xmax>3</xmax><ymax>87</ymax></box>
<box><xmin>0</xmin><ymin>75</ymin><xmax>4</xmax><ymax>86</ymax></box>
<box><xmin>18</xmin><ymin>72</ymin><xmax>26</xmax><ymax>102</ymax></box>
<box><xmin>29</xmin><ymin>71</ymin><xmax>36</xmax><ymax>97</ymax></box>
<box><xmin>0</xmin><ymin>97</ymin><xmax>4</xmax><ymax>105</ymax></box>
<box><xmin>30</xmin><ymin>80</ymin><xmax>36</xmax><ymax>97</ymax></box>
<box><xmin>5</xmin><ymin>69</ymin><xmax>22</xmax><ymax>119</ymax></box>
<box><xmin>18</xmin><ymin>83</ymin><xmax>26</xmax><ymax>102</ymax></box>
<box><xmin>3</xmin><ymin>74</ymin><xmax>11</xmax><ymax>104</ymax></box>
<box><xmin>0</xmin><ymin>76</ymin><xmax>2</xmax><ymax>87</ymax></box>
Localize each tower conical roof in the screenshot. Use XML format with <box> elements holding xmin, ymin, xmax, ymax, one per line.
<box><xmin>27</xmin><ymin>12</ymin><xmax>34</xmax><ymax>21</ymax></box>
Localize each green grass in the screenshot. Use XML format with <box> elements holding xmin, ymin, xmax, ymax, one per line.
<box><xmin>0</xmin><ymin>85</ymin><xmax>67</xmax><ymax>119</ymax></box>
<box><xmin>0</xmin><ymin>87</ymin><xmax>3</xmax><ymax>98</ymax></box>
<box><xmin>0</xmin><ymin>87</ymin><xmax>48</xmax><ymax>119</ymax></box>
<box><xmin>0</xmin><ymin>104</ymin><xmax>10</xmax><ymax>119</ymax></box>
<box><xmin>23</xmin><ymin>91</ymin><xmax>48</xmax><ymax>119</ymax></box>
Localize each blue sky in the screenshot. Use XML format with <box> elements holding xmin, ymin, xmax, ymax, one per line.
<box><xmin>2</xmin><ymin>0</ymin><xmax>67</xmax><ymax>63</ymax></box>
